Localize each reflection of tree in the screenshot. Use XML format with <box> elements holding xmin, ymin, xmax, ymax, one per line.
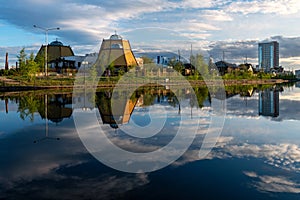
<box><xmin>142</xmin><ymin>93</ymin><xmax>156</xmax><ymax>106</ymax></box>
<box><xmin>167</xmin><ymin>93</ymin><xmax>179</xmax><ymax>108</ymax></box>
<box><xmin>13</xmin><ymin>93</ymin><xmax>73</xmax><ymax>123</ymax></box>
<box><xmin>193</xmin><ymin>87</ymin><xmax>209</xmax><ymax>108</ymax></box>
<box><xmin>17</xmin><ymin>95</ymin><xmax>41</xmax><ymax>121</ymax></box>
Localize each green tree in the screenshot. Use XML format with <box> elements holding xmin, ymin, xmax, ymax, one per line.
<box><xmin>169</xmin><ymin>57</ymin><xmax>184</xmax><ymax>74</ymax></box>
<box><xmin>26</xmin><ymin>53</ymin><xmax>39</xmax><ymax>81</ymax></box>
<box><xmin>141</xmin><ymin>56</ymin><xmax>154</xmax><ymax>64</ymax></box>
<box><xmin>17</xmin><ymin>48</ymin><xmax>27</xmax><ymax>74</ymax></box>
<box><xmin>34</xmin><ymin>50</ymin><xmax>45</xmax><ymax>72</ymax></box>
<box><xmin>190</xmin><ymin>54</ymin><xmax>209</xmax><ymax>79</ymax></box>
<box><xmin>17</xmin><ymin>48</ymin><xmax>39</xmax><ymax>81</ymax></box>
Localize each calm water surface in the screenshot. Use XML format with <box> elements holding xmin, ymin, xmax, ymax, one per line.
<box><xmin>0</xmin><ymin>83</ymin><xmax>300</xmax><ymax>200</ymax></box>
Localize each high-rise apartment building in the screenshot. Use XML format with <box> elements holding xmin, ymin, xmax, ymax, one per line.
<box><xmin>258</xmin><ymin>41</ymin><xmax>279</xmax><ymax>72</ymax></box>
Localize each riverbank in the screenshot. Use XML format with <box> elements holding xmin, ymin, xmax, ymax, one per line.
<box><xmin>0</xmin><ymin>76</ymin><xmax>294</xmax><ymax>92</ymax></box>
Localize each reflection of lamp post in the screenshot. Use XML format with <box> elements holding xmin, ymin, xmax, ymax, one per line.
<box><xmin>34</xmin><ymin>94</ymin><xmax>60</xmax><ymax>143</ymax></box>
<box><xmin>33</xmin><ymin>25</ymin><xmax>60</xmax><ymax>76</ymax></box>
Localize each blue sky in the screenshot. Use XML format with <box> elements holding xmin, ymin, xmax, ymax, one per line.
<box><xmin>1</xmin><ymin>0</ymin><xmax>300</xmax><ymax>69</ymax></box>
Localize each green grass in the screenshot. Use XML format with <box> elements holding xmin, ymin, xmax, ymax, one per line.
<box><xmin>6</xmin><ymin>75</ymin><xmax>75</xmax><ymax>87</ymax></box>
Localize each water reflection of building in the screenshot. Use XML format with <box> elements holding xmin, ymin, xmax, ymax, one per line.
<box><xmin>96</xmin><ymin>89</ymin><xmax>182</xmax><ymax>129</ymax></box>
<box><xmin>259</xmin><ymin>87</ymin><xmax>279</xmax><ymax>117</ymax></box>
<box><xmin>96</xmin><ymin>91</ymin><xmax>139</xmax><ymax>129</ymax></box>
<box><xmin>39</xmin><ymin>94</ymin><xmax>73</xmax><ymax>123</ymax></box>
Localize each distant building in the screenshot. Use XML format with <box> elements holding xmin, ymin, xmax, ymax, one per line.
<box><xmin>258</xmin><ymin>41</ymin><xmax>279</xmax><ymax>72</ymax></box>
<box><xmin>156</xmin><ymin>55</ymin><xmax>170</xmax><ymax>66</ymax></box>
<box><xmin>238</xmin><ymin>63</ymin><xmax>254</xmax><ymax>73</ymax></box>
<box><xmin>215</xmin><ymin>61</ymin><xmax>237</xmax><ymax>75</ymax></box>
<box><xmin>95</xmin><ymin>33</ymin><xmax>138</xmax><ymax>76</ymax></box>
<box><xmin>183</xmin><ymin>63</ymin><xmax>195</xmax><ymax>76</ymax></box>
<box><xmin>135</xmin><ymin>57</ymin><xmax>144</xmax><ymax>68</ymax></box>
<box><xmin>295</xmin><ymin>69</ymin><xmax>300</xmax><ymax>79</ymax></box>
<box><xmin>259</xmin><ymin>87</ymin><xmax>279</xmax><ymax>117</ymax></box>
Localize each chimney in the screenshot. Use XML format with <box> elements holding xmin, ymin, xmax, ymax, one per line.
<box><xmin>5</xmin><ymin>52</ymin><xmax>8</xmax><ymax>70</ymax></box>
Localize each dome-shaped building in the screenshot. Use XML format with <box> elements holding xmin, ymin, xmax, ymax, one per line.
<box><xmin>95</xmin><ymin>33</ymin><xmax>138</xmax><ymax>76</ymax></box>
<box><xmin>35</xmin><ymin>39</ymin><xmax>75</xmax><ymax>72</ymax></box>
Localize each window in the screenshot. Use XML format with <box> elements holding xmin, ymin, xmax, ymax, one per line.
<box><xmin>111</xmin><ymin>43</ymin><xmax>123</xmax><ymax>49</ymax></box>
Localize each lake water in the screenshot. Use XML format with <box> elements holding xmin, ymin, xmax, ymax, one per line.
<box><xmin>1</xmin><ymin>83</ymin><xmax>300</xmax><ymax>200</ymax></box>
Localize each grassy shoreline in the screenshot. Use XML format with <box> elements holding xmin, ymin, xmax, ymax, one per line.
<box><xmin>0</xmin><ymin>75</ymin><xmax>294</xmax><ymax>92</ymax></box>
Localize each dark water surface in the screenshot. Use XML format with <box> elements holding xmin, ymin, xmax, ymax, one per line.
<box><xmin>0</xmin><ymin>83</ymin><xmax>300</xmax><ymax>200</ymax></box>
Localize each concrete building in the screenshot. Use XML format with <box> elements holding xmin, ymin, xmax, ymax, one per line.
<box><xmin>258</xmin><ymin>41</ymin><xmax>279</xmax><ymax>72</ymax></box>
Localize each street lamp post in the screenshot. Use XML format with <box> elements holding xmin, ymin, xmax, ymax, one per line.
<box><xmin>81</xmin><ymin>61</ymin><xmax>88</xmax><ymax>111</ymax></box>
<box><xmin>34</xmin><ymin>25</ymin><xmax>60</xmax><ymax>76</ymax></box>
<box><xmin>82</xmin><ymin>61</ymin><xmax>89</xmax><ymax>85</ymax></box>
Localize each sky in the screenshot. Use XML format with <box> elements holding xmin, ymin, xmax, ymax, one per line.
<box><xmin>1</xmin><ymin>0</ymin><xmax>300</xmax><ymax>70</ymax></box>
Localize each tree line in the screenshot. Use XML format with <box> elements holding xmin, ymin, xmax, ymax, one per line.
<box><xmin>0</xmin><ymin>48</ymin><xmax>44</xmax><ymax>81</ymax></box>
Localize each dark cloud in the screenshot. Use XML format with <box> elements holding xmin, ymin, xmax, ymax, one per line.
<box><xmin>268</xmin><ymin>36</ymin><xmax>300</xmax><ymax>58</ymax></box>
<box><xmin>208</xmin><ymin>40</ymin><xmax>258</xmax><ymax>63</ymax></box>
<box><xmin>207</xmin><ymin>36</ymin><xmax>300</xmax><ymax>65</ymax></box>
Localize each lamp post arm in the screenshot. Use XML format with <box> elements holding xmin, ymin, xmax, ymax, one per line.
<box><xmin>33</xmin><ymin>25</ymin><xmax>60</xmax><ymax>76</ymax></box>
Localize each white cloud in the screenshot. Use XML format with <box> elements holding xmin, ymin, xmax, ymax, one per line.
<box><xmin>180</xmin><ymin>0</ymin><xmax>214</xmax><ymax>9</ymax></box>
<box><xmin>244</xmin><ymin>171</ymin><xmax>300</xmax><ymax>193</ymax></box>
<box><xmin>280</xmin><ymin>57</ymin><xmax>300</xmax><ymax>69</ymax></box>
<box><xmin>212</xmin><ymin>143</ymin><xmax>300</xmax><ymax>172</ymax></box>
<box><xmin>181</xmin><ymin>20</ymin><xmax>221</xmax><ymax>32</ymax></box>
<box><xmin>227</xmin><ymin>0</ymin><xmax>300</xmax><ymax>15</ymax></box>
<box><xmin>201</xmin><ymin>10</ymin><xmax>233</xmax><ymax>21</ymax></box>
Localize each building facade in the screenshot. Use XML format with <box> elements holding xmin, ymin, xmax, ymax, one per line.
<box><xmin>295</xmin><ymin>69</ymin><xmax>300</xmax><ymax>79</ymax></box>
<box><xmin>258</xmin><ymin>41</ymin><xmax>279</xmax><ymax>72</ymax></box>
